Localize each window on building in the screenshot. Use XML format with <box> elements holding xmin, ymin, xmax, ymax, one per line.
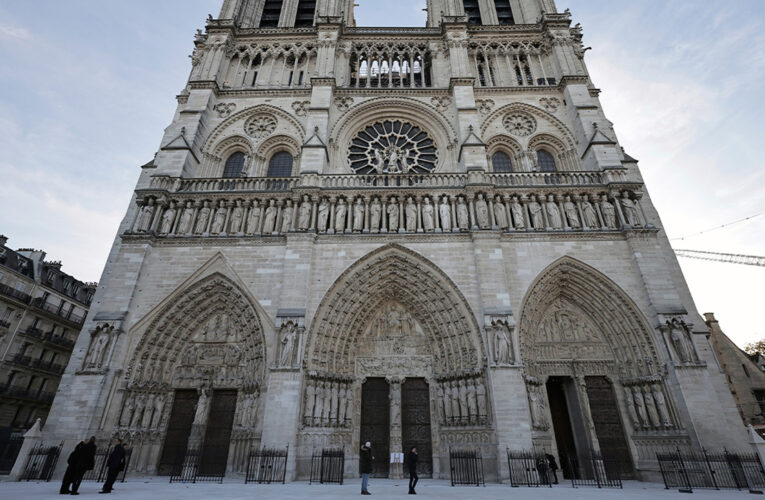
<box><xmin>2</xmin><ymin>307</ymin><xmax>13</xmax><ymax>321</ymax></box>
<box><xmin>267</xmin><ymin>152</ymin><xmax>294</xmax><ymax>178</ymax></box>
<box><xmin>492</xmin><ymin>152</ymin><xmax>513</xmax><ymax>173</ymax></box>
<box><xmin>463</xmin><ymin>0</ymin><xmax>482</xmax><ymax>25</ymax></box>
<box><xmin>15</xmin><ymin>281</ymin><xmax>26</xmax><ymax>293</ymax></box>
<box><xmin>260</xmin><ymin>0</ymin><xmax>283</xmax><ymax>28</ymax></box>
<box><xmin>494</xmin><ymin>0</ymin><xmax>515</xmax><ymax>25</ymax></box>
<box><xmin>754</xmin><ymin>390</ymin><xmax>765</xmax><ymax>416</ymax></box>
<box><xmin>295</xmin><ymin>0</ymin><xmax>316</xmax><ymax>27</ymax></box>
<box><xmin>537</xmin><ymin>150</ymin><xmax>557</xmax><ymax>172</ymax></box>
<box><xmin>223</xmin><ymin>152</ymin><xmax>246</xmax><ymax>178</ymax></box>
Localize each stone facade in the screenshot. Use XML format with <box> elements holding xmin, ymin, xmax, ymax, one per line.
<box><xmin>0</xmin><ymin>236</ymin><xmax>95</xmax><ymax>434</ymax></box>
<box><xmin>43</xmin><ymin>0</ymin><xmax>749</xmax><ymax>483</ymax></box>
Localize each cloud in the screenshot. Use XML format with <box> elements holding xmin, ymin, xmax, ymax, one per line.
<box><xmin>0</xmin><ymin>24</ymin><xmax>31</xmax><ymax>41</ymax></box>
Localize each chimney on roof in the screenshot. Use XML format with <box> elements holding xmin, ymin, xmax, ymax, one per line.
<box><xmin>47</xmin><ymin>261</ymin><xmax>63</xmax><ymax>270</ymax></box>
<box><xmin>0</xmin><ymin>235</ymin><xmax>7</xmax><ymax>247</ymax></box>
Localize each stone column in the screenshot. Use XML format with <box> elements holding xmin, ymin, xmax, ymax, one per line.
<box><xmin>387</xmin><ymin>377</ymin><xmax>404</xmax><ymax>480</ymax></box>
<box><xmin>450</xmin><ymin>196</ymin><xmax>458</xmax><ymax>232</ymax></box>
<box><xmin>328</xmin><ymin>197</ymin><xmax>336</xmax><ymax>235</ymax></box>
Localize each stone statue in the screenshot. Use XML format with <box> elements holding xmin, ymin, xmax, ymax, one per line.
<box><xmin>321</xmin><ymin>384</ymin><xmax>331</xmax><ymax>424</ymax></box>
<box><xmin>370</xmin><ymin>198</ymin><xmax>381</xmax><ymax>231</ymax></box>
<box><xmin>387</xmin><ymin>148</ymin><xmax>401</xmax><ymax>173</ymax></box>
<box><xmin>178</xmin><ymin>201</ymin><xmax>194</xmax><ymax>234</ymax></box>
<box><xmin>119</xmin><ymin>396</ymin><xmax>134</xmax><ymax>427</ymax></box>
<box><xmin>159</xmin><ymin>202</ymin><xmax>177</xmax><ymax>235</ymax></box>
<box><xmin>86</xmin><ymin>332</ymin><xmax>109</xmax><ymax>368</ymax></box>
<box><xmin>528</xmin><ymin>196</ymin><xmax>544</xmax><ymax>229</ymax></box>
<box><xmin>458</xmin><ymin>379</ymin><xmax>469</xmax><ymax>420</ymax></box>
<box><xmin>194</xmin><ymin>202</ymin><xmax>211</xmax><ymax>234</ymax></box>
<box><xmin>338</xmin><ymin>385</ymin><xmax>348</xmax><ymax>423</ymax></box>
<box><xmin>353</xmin><ymin>198</ymin><xmax>365</xmax><ymax>232</ymax></box>
<box><xmin>330</xmin><ymin>382</ymin><xmax>339</xmax><ymax>423</ymax></box>
<box><xmin>600</xmin><ymin>195</ymin><xmax>617</xmax><ymax>228</ymax></box>
<box><xmin>456</xmin><ymin>197</ymin><xmax>469</xmax><ymax>230</ymax></box>
<box><xmin>439</xmin><ymin>197</ymin><xmax>452</xmax><ymax>231</ymax></box>
<box><xmin>493</xmin><ymin>324</ymin><xmax>512</xmax><ymax>364</ymax></box>
<box><xmin>652</xmin><ymin>385</ymin><xmax>672</xmax><ymax>427</ymax></box>
<box><xmin>422</xmin><ymin>198</ymin><xmax>435</xmax><ymax>231</ymax></box>
<box><xmin>581</xmin><ymin>196</ymin><xmax>598</xmax><ymax>228</ymax></box>
<box><xmin>131</xmin><ymin>394</ymin><xmax>146</xmax><ymax>427</ymax></box>
<box><xmin>621</xmin><ymin>192</ymin><xmax>642</xmax><ymax>226</ymax></box>
<box><xmin>387</xmin><ymin>197</ymin><xmax>399</xmax><ymax>231</ymax></box>
<box><xmin>436</xmin><ymin>384</ymin><xmax>446</xmax><ymax>423</ymax></box>
<box><xmin>563</xmin><ymin>196</ymin><xmax>581</xmax><ymax>229</ymax></box>
<box><xmin>142</xmin><ymin>395</ymin><xmax>155</xmax><ymax>428</ymax></box>
<box><xmin>230</xmin><ymin>201</ymin><xmax>244</xmax><ymax>233</ymax></box>
<box><xmin>511</xmin><ymin>197</ymin><xmax>525</xmax><ymax>229</ymax></box>
<box><xmin>210</xmin><ymin>201</ymin><xmax>227</xmax><ymax>234</ymax></box>
<box><xmin>278</xmin><ymin>323</ymin><xmax>297</xmax><ymax>367</ymax></box>
<box><xmin>440</xmin><ymin>383</ymin><xmax>452</xmax><ymax>421</ymax></box>
<box><xmin>670</xmin><ymin>324</ymin><xmax>694</xmax><ymax>363</ymax></box>
<box><xmin>194</xmin><ymin>389</ymin><xmax>210</xmax><ymax>426</ymax></box>
<box><xmin>298</xmin><ymin>195</ymin><xmax>312</xmax><ymax>230</ymax></box>
<box><xmin>334</xmin><ymin>199</ymin><xmax>347</xmax><ymax>233</ymax></box>
<box><xmin>374</xmin><ymin>148</ymin><xmax>385</xmax><ymax>174</ymax></box>
<box><xmin>313</xmin><ymin>382</ymin><xmax>325</xmax><ymax>423</ymax></box>
<box><xmin>529</xmin><ymin>389</ymin><xmax>545</xmax><ymax>429</ymax></box>
<box><xmin>405</xmin><ymin>197</ymin><xmax>417</xmax><ymax>232</ymax></box>
<box><xmin>475</xmin><ymin>194</ymin><xmax>490</xmax><ymax>229</ymax></box>
<box><xmin>247</xmin><ymin>201</ymin><xmax>261</xmax><ymax>234</ymax></box>
<box><xmin>152</xmin><ymin>394</ymin><xmax>166</xmax><ymax>428</ymax></box>
<box><xmin>390</xmin><ymin>382</ymin><xmax>401</xmax><ymax>425</ymax></box>
<box><xmin>643</xmin><ymin>385</ymin><xmax>661</xmax><ymax>428</ymax></box>
<box><xmin>466</xmin><ymin>381</ymin><xmax>478</xmax><ymax>422</ymax></box>
<box><xmin>281</xmin><ymin>200</ymin><xmax>294</xmax><ymax>233</ymax></box>
<box><xmin>546</xmin><ymin>195</ymin><xmax>562</xmax><ymax>229</ymax></box>
<box><xmin>476</xmin><ymin>380</ymin><xmax>487</xmax><ymax>417</ymax></box>
<box><xmin>449</xmin><ymin>382</ymin><xmax>460</xmax><ymax>422</ymax></box>
<box><xmin>305</xmin><ymin>381</ymin><xmax>316</xmax><ymax>424</ymax></box>
<box><xmin>263</xmin><ymin>200</ymin><xmax>277</xmax><ymax>233</ymax></box>
<box><xmin>632</xmin><ymin>387</ymin><xmax>648</xmax><ymax>428</ymax></box>
<box><xmin>624</xmin><ymin>387</ymin><xmax>640</xmax><ymax>430</ymax></box>
<box><xmin>494</xmin><ymin>196</ymin><xmax>508</xmax><ymax>229</ymax></box>
<box><xmin>317</xmin><ymin>198</ymin><xmax>329</xmax><ymax>232</ymax></box>
<box><xmin>137</xmin><ymin>199</ymin><xmax>155</xmax><ymax>233</ymax></box>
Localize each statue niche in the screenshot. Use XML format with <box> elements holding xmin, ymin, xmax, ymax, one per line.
<box><xmin>356</xmin><ymin>301</ymin><xmax>431</xmax><ymax>358</ymax></box>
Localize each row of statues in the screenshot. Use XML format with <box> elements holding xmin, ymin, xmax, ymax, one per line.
<box><xmin>623</xmin><ymin>383</ymin><xmax>674</xmax><ymax>431</ymax></box>
<box><xmin>130</xmin><ymin>190</ymin><xmax>647</xmax><ymax>236</ymax></box>
<box><xmin>435</xmin><ymin>377</ymin><xmax>488</xmax><ymax>427</ymax></box>
<box><xmin>118</xmin><ymin>392</ymin><xmax>166</xmax><ymax>430</ymax></box>
<box><xmin>303</xmin><ymin>378</ymin><xmax>353</xmax><ymax>427</ymax></box>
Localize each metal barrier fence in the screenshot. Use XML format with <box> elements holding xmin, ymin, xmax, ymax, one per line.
<box><xmin>507</xmin><ymin>449</ymin><xmax>554</xmax><ymax>487</ymax></box>
<box><xmin>310</xmin><ymin>448</ymin><xmax>345</xmax><ymax>485</ymax></box>
<box><xmin>245</xmin><ymin>446</ymin><xmax>289</xmax><ymax>484</ymax></box>
<box><xmin>21</xmin><ymin>442</ymin><xmax>62</xmax><ymax>481</ymax></box>
<box><xmin>0</xmin><ymin>435</ymin><xmax>23</xmax><ymax>475</ymax></box>
<box><xmin>82</xmin><ymin>445</ymin><xmax>133</xmax><ymax>483</ymax></box>
<box><xmin>449</xmin><ymin>448</ymin><xmax>485</xmax><ymax>486</ymax></box>
<box><xmin>657</xmin><ymin>449</ymin><xmax>765</xmax><ymax>493</ymax></box>
<box><xmin>168</xmin><ymin>448</ymin><xmax>225</xmax><ymax>484</ymax></box>
<box><xmin>566</xmin><ymin>453</ymin><xmax>622</xmax><ymax>489</ymax></box>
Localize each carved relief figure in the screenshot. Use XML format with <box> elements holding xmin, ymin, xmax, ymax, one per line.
<box><xmin>670</xmin><ymin>322</ymin><xmax>695</xmax><ymax>363</ymax></box>
<box><xmin>511</xmin><ymin>197</ymin><xmax>525</xmax><ymax>229</ymax></box>
<box><xmin>546</xmin><ymin>195</ymin><xmax>562</xmax><ymax>229</ymax></box>
<box><xmin>85</xmin><ymin>331</ymin><xmax>110</xmax><ymax>368</ymax></box>
<box><xmin>528</xmin><ymin>195</ymin><xmax>544</xmax><ymax>229</ymax></box>
<box><xmin>643</xmin><ymin>385</ymin><xmax>661</xmax><ymax>428</ymax></box>
<box><xmin>449</xmin><ymin>382</ymin><xmax>460</xmax><ymax>422</ymax></box>
<box><xmin>317</xmin><ymin>198</ymin><xmax>329</xmax><ymax>232</ymax></box>
<box><xmin>621</xmin><ymin>192</ymin><xmax>643</xmax><ymax>227</ymax></box>
<box><xmin>405</xmin><ymin>197</ymin><xmax>417</xmax><ymax>232</ymax></box>
<box><xmin>247</xmin><ymin>201</ymin><xmax>262</xmax><ymax>234</ymax></box>
<box><xmin>476</xmin><ymin>380</ymin><xmax>487</xmax><ymax>417</ymax></box>
<box><xmin>194</xmin><ymin>202</ymin><xmax>211</xmax><ymax>234</ymax></box>
<box><xmin>581</xmin><ymin>195</ymin><xmax>598</xmax><ymax>228</ymax></box>
<box><xmin>278</xmin><ymin>322</ymin><xmax>298</xmax><ymax>367</ymax></box>
<box><xmin>230</xmin><ymin>201</ymin><xmax>244</xmax><ymax>233</ymax></box>
<box><xmin>653</xmin><ymin>386</ymin><xmax>672</xmax><ymax>427</ymax></box>
<box><xmin>137</xmin><ymin>199</ymin><xmax>156</xmax><ymax>233</ymax></box>
<box><xmin>159</xmin><ymin>202</ymin><xmax>177</xmax><ymax>235</ymax></box>
<box><xmin>178</xmin><ymin>201</ymin><xmax>194</xmax><ymax>234</ymax></box>
<box><xmin>493</xmin><ymin>324</ymin><xmax>512</xmax><ymax>364</ymax></box>
<box><xmin>422</xmin><ymin>198</ymin><xmax>435</xmax><ymax>231</ymax></box>
<box><xmin>152</xmin><ymin>394</ymin><xmax>166</xmax><ymax>428</ymax></box>
<box><xmin>529</xmin><ymin>389</ymin><xmax>547</xmax><ymax>429</ymax></box>
<box><xmin>131</xmin><ymin>394</ymin><xmax>146</xmax><ymax>427</ymax></box>
<box><xmin>211</xmin><ymin>201</ymin><xmax>227</xmax><ymax>234</ymax></box>
<box><xmin>475</xmin><ymin>194</ymin><xmax>490</xmax><ymax>229</ymax></box>
<box><xmin>263</xmin><ymin>200</ymin><xmax>277</xmax><ymax>233</ymax></box>
<box><xmin>334</xmin><ymin>199</ymin><xmax>347</xmax><ymax>233</ymax></box>
<box><xmin>494</xmin><ymin>196</ymin><xmax>508</xmax><ymax>229</ymax></box>
<box><xmin>353</xmin><ymin>198</ymin><xmax>365</xmax><ymax>232</ymax></box>
<box><xmin>119</xmin><ymin>397</ymin><xmax>134</xmax><ymax>427</ymax></box>
<box><xmin>563</xmin><ymin>195</ymin><xmax>581</xmax><ymax>229</ymax></box>
<box><xmin>466</xmin><ymin>381</ymin><xmax>478</xmax><ymax>422</ymax></box>
<box><xmin>370</xmin><ymin>198</ymin><xmax>381</xmax><ymax>231</ymax></box>
<box><xmin>632</xmin><ymin>387</ymin><xmax>648</xmax><ymax>428</ymax></box>
<box><xmin>304</xmin><ymin>380</ymin><xmax>316</xmax><ymax>424</ymax></box>
<box><xmin>439</xmin><ymin>197</ymin><xmax>452</xmax><ymax>231</ymax></box>
<box><xmin>142</xmin><ymin>395</ymin><xmax>155</xmax><ymax>428</ymax></box>
<box><xmin>338</xmin><ymin>385</ymin><xmax>348</xmax><ymax>423</ymax></box>
<box><xmin>298</xmin><ymin>195</ymin><xmax>312</xmax><ymax>231</ymax></box>
<box><xmin>624</xmin><ymin>387</ymin><xmax>640</xmax><ymax>430</ymax></box>
<box><xmin>456</xmin><ymin>197</ymin><xmax>469</xmax><ymax>230</ymax></box>
<box><xmin>194</xmin><ymin>389</ymin><xmax>210</xmax><ymax>426</ymax></box>
<box><xmin>600</xmin><ymin>195</ymin><xmax>617</xmax><ymax>228</ymax></box>
<box><xmin>281</xmin><ymin>200</ymin><xmax>294</xmax><ymax>233</ymax></box>
<box><xmin>387</xmin><ymin>197</ymin><xmax>400</xmax><ymax>231</ymax></box>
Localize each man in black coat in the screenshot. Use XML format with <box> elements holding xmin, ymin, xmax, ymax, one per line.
<box><xmin>545</xmin><ymin>453</ymin><xmax>559</xmax><ymax>484</ymax></box>
<box><xmin>406</xmin><ymin>447</ymin><xmax>419</xmax><ymax>495</ymax></box>
<box><xmin>359</xmin><ymin>441</ymin><xmax>373</xmax><ymax>495</ymax></box>
<box><xmin>99</xmin><ymin>438</ymin><xmax>126</xmax><ymax>494</ymax></box>
<box><xmin>70</xmin><ymin>436</ymin><xmax>97</xmax><ymax>495</ymax></box>
<box><xmin>60</xmin><ymin>440</ymin><xmax>85</xmax><ymax>494</ymax></box>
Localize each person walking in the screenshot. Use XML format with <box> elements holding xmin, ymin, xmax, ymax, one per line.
<box><xmin>406</xmin><ymin>446</ymin><xmax>419</xmax><ymax>495</ymax></box>
<box><xmin>546</xmin><ymin>453</ymin><xmax>559</xmax><ymax>484</ymax></box>
<box><xmin>70</xmin><ymin>436</ymin><xmax>97</xmax><ymax>495</ymax></box>
<box><xmin>360</xmin><ymin>441</ymin><xmax>374</xmax><ymax>495</ymax></box>
<box><xmin>536</xmin><ymin>455</ymin><xmax>549</xmax><ymax>486</ymax></box>
<box><xmin>60</xmin><ymin>440</ymin><xmax>85</xmax><ymax>494</ymax></box>
<box><xmin>99</xmin><ymin>438</ymin><xmax>126</xmax><ymax>494</ymax></box>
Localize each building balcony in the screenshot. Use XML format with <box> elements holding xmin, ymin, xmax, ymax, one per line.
<box><xmin>0</xmin><ymin>283</ymin><xmax>32</xmax><ymax>305</ymax></box>
<box><xmin>0</xmin><ymin>319</ymin><xmax>10</xmax><ymax>329</ymax></box>
<box><xmin>18</xmin><ymin>327</ymin><xmax>76</xmax><ymax>350</ymax></box>
<box><xmin>29</xmin><ymin>298</ymin><xmax>85</xmax><ymax>326</ymax></box>
<box><xmin>0</xmin><ymin>385</ymin><xmax>55</xmax><ymax>404</ymax></box>
<box><xmin>8</xmin><ymin>354</ymin><xmax>66</xmax><ymax>376</ymax></box>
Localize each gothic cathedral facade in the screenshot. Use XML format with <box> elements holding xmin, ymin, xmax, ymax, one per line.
<box><xmin>45</xmin><ymin>0</ymin><xmax>748</xmax><ymax>482</ymax></box>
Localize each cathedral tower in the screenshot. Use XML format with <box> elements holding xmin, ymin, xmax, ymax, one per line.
<box><xmin>44</xmin><ymin>0</ymin><xmax>748</xmax><ymax>482</ymax></box>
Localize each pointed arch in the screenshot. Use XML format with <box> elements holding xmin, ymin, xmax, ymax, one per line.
<box><xmin>518</xmin><ymin>256</ymin><xmax>660</xmax><ymax>379</ymax></box>
<box><xmin>481</xmin><ymin>102</ymin><xmax>577</xmax><ymax>149</ymax></box>
<box><xmin>306</xmin><ymin>244</ymin><xmax>484</xmax><ymax>376</ymax></box>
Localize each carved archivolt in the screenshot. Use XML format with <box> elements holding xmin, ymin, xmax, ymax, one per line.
<box><xmin>306</xmin><ymin>244</ymin><xmax>484</xmax><ymax>376</ymax></box>
<box><xmin>518</xmin><ymin>257</ymin><xmax>660</xmax><ymax>380</ymax></box>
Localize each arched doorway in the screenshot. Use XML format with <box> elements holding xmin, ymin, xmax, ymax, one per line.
<box><xmin>300</xmin><ymin>245</ymin><xmax>491</xmax><ymax>479</ymax></box>
<box><xmin>519</xmin><ymin>258</ymin><xmax>683</xmax><ymax>478</ymax></box>
<box><xmin>117</xmin><ymin>273</ymin><xmax>267</xmax><ymax>475</ymax></box>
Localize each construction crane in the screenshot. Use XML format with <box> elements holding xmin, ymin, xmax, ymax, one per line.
<box><xmin>674</xmin><ymin>249</ymin><xmax>765</xmax><ymax>267</ymax></box>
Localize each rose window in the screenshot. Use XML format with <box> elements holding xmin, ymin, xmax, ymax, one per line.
<box><xmin>244</xmin><ymin>114</ymin><xmax>277</xmax><ymax>139</ymax></box>
<box><xmin>348</xmin><ymin>120</ymin><xmax>438</xmax><ymax>174</ymax></box>
<box><xmin>503</xmin><ymin>113</ymin><xmax>537</xmax><ymax>137</ymax></box>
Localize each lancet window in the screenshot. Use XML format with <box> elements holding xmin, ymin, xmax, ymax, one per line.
<box><xmin>260</xmin><ymin>0</ymin><xmax>283</xmax><ymax>28</ymax></box>
<box><xmin>267</xmin><ymin>151</ymin><xmax>294</xmax><ymax>178</ymax></box>
<box><xmin>226</xmin><ymin>45</ymin><xmax>316</xmax><ymax>89</ymax></box>
<box><xmin>349</xmin><ymin>44</ymin><xmax>431</xmax><ymax>88</ymax></box>
<box><xmin>491</xmin><ymin>152</ymin><xmax>513</xmax><ymax>173</ymax></box>
<box><xmin>463</xmin><ymin>0</ymin><xmax>482</xmax><ymax>25</ymax></box>
<box><xmin>223</xmin><ymin>152</ymin><xmax>246</xmax><ymax>178</ymax></box>
<box><xmin>537</xmin><ymin>150</ymin><xmax>557</xmax><ymax>172</ymax></box>
<box><xmin>494</xmin><ymin>0</ymin><xmax>515</xmax><ymax>25</ymax></box>
<box><xmin>295</xmin><ymin>0</ymin><xmax>317</xmax><ymax>27</ymax></box>
<box><xmin>469</xmin><ymin>43</ymin><xmax>556</xmax><ymax>87</ymax></box>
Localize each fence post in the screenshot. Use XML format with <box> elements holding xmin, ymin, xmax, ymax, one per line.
<box><xmin>8</xmin><ymin>419</ymin><xmax>42</xmax><ymax>481</ymax></box>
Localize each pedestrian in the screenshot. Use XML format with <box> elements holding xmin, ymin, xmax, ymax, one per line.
<box><xmin>360</xmin><ymin>441</ymin><xmax>374</xmax><ymax>495</ymax></box>
<box><xmin>60</xmin><ymin>440</ymin><xmax>85</xmax><ymax>494</ymax></box>
<box><xmin>536</xmin><ymin>455</ymin><xmax>549</xmax><ymax>486</ymax></box>
<box><xmin>406</xmin><ymin>446</ymin><xmax>419</xmax><ymax>495</ymax></box>
<box><xmin>546</xmin><ymin>453</ymin><xmax>559</xmax><ymax>484</ymax></box>
<box><xmin>70</xmin><ymin>436</ymin><xmax>97</xmax><ymax>495</ymax></box>
<box><xmin>99</xmin><ymin>438</ymin><xmax>126</xmax><ymax>494</ymax></box>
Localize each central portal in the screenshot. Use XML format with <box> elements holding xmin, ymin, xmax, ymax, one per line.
<box><xmin>360</xmin><ymin>378</ymin><xmax>390</xmax><ymax>478</ymax></box>
<box><xmin>402</xmin><ymin>378</ymin><xmax>433</xmax><ymax>477</ymax></box>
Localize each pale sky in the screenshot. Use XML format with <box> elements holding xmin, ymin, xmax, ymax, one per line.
<box><xmin>0</xmin><ymin>1</ymin><xmax>762</xmax><ymax>347</ymax></box>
